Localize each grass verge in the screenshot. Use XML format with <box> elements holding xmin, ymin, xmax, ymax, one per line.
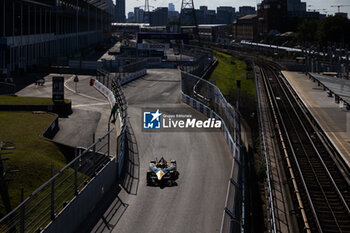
<box><xmin>209</xmin><ymin>49</ymin><xmax>267</xmax><ymax>231</ymax></box>
<box><xmin>0</xmin><ymin>112</ymin><xmax>68</xmax><ymax>218</ymax></box>
<box><xmin>209</xmin><ymin>50</ymin><xmax>257</xmax><ymax>128</ymax></box>
<box><xmin>0</xmin><ymin>96</ymin><xmax>69</xmax><ymax>105</ymax></box>
<box><xmin>210</xmin><ymin>50</ymin><xmax>256</xmax><ymax>97</ymax></box>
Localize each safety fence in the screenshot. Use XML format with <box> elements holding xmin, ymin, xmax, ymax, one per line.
<box><xmin>118</xmin><ymin>59</ymin><xmax>147</xmax><ymax>73</ymax></box>
<box><xmin>97</xmin><ymin>59</ymin><xmax>147</xmax><ymax>85</ymax></box>
<box><xmin>116</xmin><ymin>69</ymin><xmax>147</xmax><ymax>85</ymax></box>
<box><xmin>180</xmin><ymin>45</ymin><xmax>241</xmax><ymax>233</ymax></box>
<box><xmin>181</xmin><ymin>45</ymin><xmax>214</xmax><ymax>77</ymax></box>
<box><xmin>0</xmin><ymin>131</ymin><xmax>113</xmax><ymax>233</ymax></box>
<box><xmin>96</xmin><ymin>69</ymin><xmax>128</xmax><ymax>178</ymax></box>
<box><xmin>181</xmin><ymin>72</ymin><xmax>240</xmax><ymax>144</ymax></box>
<box><xmin>0</xmin><ymin>63</ymin><xmax>135</xmax><ymax>233</ymax></box>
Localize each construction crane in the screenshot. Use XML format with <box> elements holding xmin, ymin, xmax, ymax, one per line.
<box><xmin>308</xmin><ymin>9</ymin><xmax>330</xmax><ymax>14</ymax></box>
<box><xmin>330</xmin><ymin>5</ymin><xmax>350</xmax><ymax>13</ymax></box>
<box><xmin>135</xmin><ymin>0</ymin><xmax>156</xmax><ymax>23</ymax></box>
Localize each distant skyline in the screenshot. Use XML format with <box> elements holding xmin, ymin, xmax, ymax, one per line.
<box><xmin>116</xmin><ymin>0</ymin><xmax>350</xmax><ymax>18</ymax></box>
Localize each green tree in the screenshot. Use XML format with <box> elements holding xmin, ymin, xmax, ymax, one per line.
<box><xmin>297</xmin><ymin>15</ymin><xmax>350</xmax><ymax>47</ymax></box>
<box><xmin>297</xmin><ymin>19</ymin><xmax>319</xmax><ymax>43</ymax></box>
<box><xmin>317</xmin><ymin>15</ymin><xmax>350</xmax><ymax>46</ymax></box>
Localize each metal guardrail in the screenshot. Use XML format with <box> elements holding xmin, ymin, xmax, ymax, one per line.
<box><xmin>181</xmin><ymin>46</ymin><xmax>213</xmax><ymax>78</ymax></box>
<box><xmin>180</xmin><ymin>45</ymin><xmax>241</xmax><ymax>233</ymax></box>
<box><xmin>0</xmin><ymin>65</ymin><xmax>134</xmax><ymax>233</ymax></box>
<box><xmin>181</xmin><ymin>71</ymin><xmax>240</xmax><ymax>144</ymax></box>
<box><xmin>0</xmin><ymin>130</ymin><xmax>113</xmax><ymax>233</ymax></box>
<box><xmin>96</xmin><ymin>69</ymin><xmax>129</xmax><ymax>177</ymax></box>
<box><xmin>118</xmin><ymin>59</ymin><xmax>147</xmax><ymax>73</ymax></box>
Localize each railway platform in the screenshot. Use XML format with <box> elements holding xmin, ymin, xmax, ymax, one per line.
<box><xmin>282</xmin><ymin>71</ymin><xmax>350</xmax><ymax>168</ymax></box>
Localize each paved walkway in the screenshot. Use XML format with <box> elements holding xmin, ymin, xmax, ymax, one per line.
<box><xmin>283</xmin><ymin>71</ymin><xmax>350</xmax><ymax>168</ymax></box>
<box><xmin>16</xmin><ymin>73</ymin><xmax>120</xmax><ymax>156</ymax></box>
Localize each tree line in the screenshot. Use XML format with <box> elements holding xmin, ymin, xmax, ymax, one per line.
<box><xmin>297</xmin><ymin>15</ymin><xmax>350</xmax><ymax>47</ymax></box>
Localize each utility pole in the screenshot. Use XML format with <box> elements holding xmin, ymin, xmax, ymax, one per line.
<box><xmin>143</xmin><ymin>0</ymin><xmax>150</xmax><ymax>23</ymax></box>
<box><xmin>180</xmin><ymin>0</ymin><xmax>199</xmax><ymax>41</ymax></box>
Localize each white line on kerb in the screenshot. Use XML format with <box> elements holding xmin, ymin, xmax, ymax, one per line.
<box><xmin>74</xmin><ymin>103</ymin><xmax>109</xmax><ymax>108</ymax></box>
<box><xmin>64</xmin><ymin>76</ymin><xmax>106</xmax><ymax>102</ymax></box>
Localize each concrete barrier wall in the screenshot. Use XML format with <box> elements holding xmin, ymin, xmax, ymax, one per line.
<box><xmin>43</xmin><ymin>157</ymin><xmax>117</xmax><ymax>233</ymax></box>
<box><xmin>42</xmin><ymin>114</ymin><xmax>59</xmax><ymax>139</ymax></box>
<box><xmin>119</xmin><ymin>69</ymin><xmax>147</xmax><ymax>85</ymax></box>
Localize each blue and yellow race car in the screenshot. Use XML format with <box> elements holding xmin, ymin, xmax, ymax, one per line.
<box><xmin>147</xmin><ymin>157</ymin><xmax>179</xmax><ymax>185</ymax></box>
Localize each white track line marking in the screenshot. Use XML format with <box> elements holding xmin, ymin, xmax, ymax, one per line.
<box><xmin>64</xmin><ymin>76</ymin><xmax>106</xmax><ymax>102</ymax></box>
<box><xmin>74</xmin><ymin>103</ymin><xmax>109</xmax><ymax>108</ymax></box>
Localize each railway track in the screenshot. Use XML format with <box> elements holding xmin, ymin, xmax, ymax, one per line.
<box><xmin>260</xmin><ymin>63</ymin><xmax>350</xmax><ymax>233</ymax></box>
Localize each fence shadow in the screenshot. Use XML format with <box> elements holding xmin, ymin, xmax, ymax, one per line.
<box><xmin>75</xmin><ymin>182</ymin><xmax>129</xmax><ymax>233</ymax></box>
<box><xmin>120</xmin><ymin>118</ymin><xmax>140</xmax><ymax>195</ymax></box>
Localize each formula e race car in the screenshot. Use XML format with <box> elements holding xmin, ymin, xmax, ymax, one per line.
<box><xmin>147</xmin><ymin>157</ymin><xmax>179</xmax><ymax>186</ymax></box>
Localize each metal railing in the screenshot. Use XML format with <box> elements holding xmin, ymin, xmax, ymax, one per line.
<box><xmin>0</xmin><ymin>131</ymin><xmax>113</xmax><ymax>233</ymax></box>
<box><xmin>118</xmin><ymin>59</ymin><xmax>147</xmax><ymax>73</ymax></box>
<box><xmin>181</xmin><ymin>71</ymin><xmax>240</xmax><ymax>144</ymax></box>
<box><xmin>96</xmin><ymin>69</ymin><xmax>128</xmax><ymax>177</ymax></box>
<box><xmin>0</xmin><ymin>66</ymin><xmax>132</xmax><ymax>233</ymax></box>
<box><xmin>254</xmin><ymin>62</ymin><xmax>278</xmax><ymax>233</ymax></box>
<box><xmin>181</xmin><ymin>45</ymin><xmax>213</xmax><ymax>77</ymax></box>
<box><xmin>180</xmin><ymin>45</ymin><xmax>241</xmax><ymax>233</ymax></box>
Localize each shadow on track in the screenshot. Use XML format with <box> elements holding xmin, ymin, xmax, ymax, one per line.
<box><xmin>75</xmin><ymin>183</ymin><xmax>128</xmax><ymax>233</ymax></box>
<box><xmin>147</xmin><ymin>181</ymin><xmax>179</xmax><ymax>189</ymax></box>
<box><xmin>75</xmin><ymin>120</ymin><xmax>140</xmax><ymax>233</ymax></box>
<box><xmin>121</xmin><ymin>117</ymin><xmax>140</xmax><ymax>195</ymax></box>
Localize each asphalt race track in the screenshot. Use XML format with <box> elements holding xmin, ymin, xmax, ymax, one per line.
<box><xmin>85</xmin><ymin>69</ymin><xmax>233</xmax><ymax>233</ymax></box>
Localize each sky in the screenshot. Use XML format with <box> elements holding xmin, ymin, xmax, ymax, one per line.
<box><xmin>118</xmin><ymin>0</ymin><xmax>350</xmax><ymax>18</ymax></box>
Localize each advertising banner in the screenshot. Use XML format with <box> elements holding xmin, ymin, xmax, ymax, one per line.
<box><xmin>137</xmin><ymin>43</ymin><xmax>170</xmax><ymax>50</ymax></box>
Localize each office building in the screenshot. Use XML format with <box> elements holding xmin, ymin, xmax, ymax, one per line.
<box><xmin>150</xmin><ymin>7</ymin><xmax>168</xmax><ymax>26</ymax></box>
<box><xmin>238</xmin><ymin>6</ymin><xmax>256</xmax><ymax>17</ymax></box>
<box><xmin>168</xmin><ymin>11</ymin><xmax>180</xmax><ymax>22</ymax></box>
<box><xmin>257</xmin><ymin>0</ymin><xmax>287</xmax><ymax>36</ymax></box>
<box><xmin>335</xmin><ymin>12</ymin><xmax>348</xmax><ymax>19</ymax></box>
<box><xmin>287</xmin><ymin>0</ymin><xmax>307</xmax><ymax>17</ymax></box>
<box><xmin>127</xmin><ymin>12</ymin><xmax>135</xmax><ymax>22</ymax></box>
<box><xmin>233</xmin><ymin>14</ymin><xmax>258</xmax><ymax>41</ymax></box>
<box><xmin>0</xmin><ymin>0</ymin><xmax>114</xmax><ymax>75</ymax></box>
<box><xmin>168</xmin><ymin>3</ymin><xmax>175</xmax><ymax>12</ymax></box>
<box><xmin>134</xmin><ymin>7</ymin><xmax>145</xmax><ymax>23</ymax></box>
<box><xmin>115</xmin><ymin>0</ymin><xmax>126</xmax><ymax>22</ymax></box>
<box><xmin>217</xmin><ymin>6</ymin><xmax>235</xmax><ymax>24</ymax></box>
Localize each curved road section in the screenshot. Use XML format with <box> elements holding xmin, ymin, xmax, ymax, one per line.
<box><xmin>84</xmin><ymin>69</ymin><xmax>233</xmax><ymax>233</ymax></box>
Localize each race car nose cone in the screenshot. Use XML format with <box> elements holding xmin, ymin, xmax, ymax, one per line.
<box><xmin>156</xmin><ymin>170</ymin><xmax>165</xmax><ymax>180</ymax></box>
